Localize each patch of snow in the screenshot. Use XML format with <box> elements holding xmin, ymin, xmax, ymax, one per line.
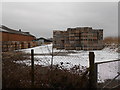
<box><xmin>98</xmin><ymin>61</ymin><xmax>119</xmax><ymax>83</ymax></box>
<box><xmin>18</xmin><ymin>44</ymin><xmax>120</xmax><ymax>83</ymax></box>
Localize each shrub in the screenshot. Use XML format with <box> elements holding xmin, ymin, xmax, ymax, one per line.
<box><xmin>2</xmin><ymin>51</ymin><xmax>89</xmax><ymax>89</ymax></box>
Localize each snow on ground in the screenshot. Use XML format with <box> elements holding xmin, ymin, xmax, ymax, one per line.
<box><xmin>19</xmin><ymin>44</ymin><xmax>120</xmax><ymax>83</ymax></box>
<box><xmin>98</xmin><ymin>61</ymin><xmax>119</xmax><ymax>82</ymax></box>
<box><xmin>21</xmin><ymin>44</ymin><xmax>68</xmax><ymax>54</ymax></box>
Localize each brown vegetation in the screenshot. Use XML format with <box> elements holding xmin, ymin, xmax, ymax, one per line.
<box><xmin>103</xmin><ymin>37</ymin><xmax>120</xmax><ymax>44</ymax></box>
<box><xmin>2</xmin><ymin>51</ymin><xmax>120</xmax><ymax>90</ymax></box>
<box><xmin>2</xmin><ymin>51</ymin><xmax>89</xmax><ymax>89</ymax></box>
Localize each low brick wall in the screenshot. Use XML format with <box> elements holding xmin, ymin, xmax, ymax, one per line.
<box><xmin>2</xmin><ymin>41</ymin><xmax>38</xmax><ymax>52</ymax></box>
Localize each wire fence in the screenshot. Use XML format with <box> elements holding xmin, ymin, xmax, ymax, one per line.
<box><xmin>2</xmin><ymin>43</ymin><xmax>120</xmax><ymax>89</ymax></box>
<box><xmin>25</xmin><ymin>45</ymin><xmax>88</xmax><ymax>77</ymax></box>
<box><xmin>22</xmin><ymin>44</ymin><xmax>120</xmax><ymax>89</ymax></box>
<box><xmin>96</xmin><ymin>60</ymin><xmax>120</xmax><ymax>89</ymax></box>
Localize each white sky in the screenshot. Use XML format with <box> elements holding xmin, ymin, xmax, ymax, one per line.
<box><xmin>1</xmin><ymin>1</ymin><xmax>119</xmax><ymax>38</ymax></box>
<box><xmin>1</xmin><ymin>0</ymin><xmax>119</xmax><ymax>2</ymax></box>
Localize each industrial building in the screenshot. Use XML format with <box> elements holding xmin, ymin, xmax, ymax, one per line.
<box><xmin>0</xmin><ymin>25</ymin><xmax>37</xmax><ymax>52</ymax></box>
<box><xmin>53</xmin><ymin>27</ymin><xmax>103</xmax><ymax>50</ymax></box>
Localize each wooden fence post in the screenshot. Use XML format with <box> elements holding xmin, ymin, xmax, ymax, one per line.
<box><xmin>95</xmin><ymin>63</ymin><xmax>98</xmax><ymax>88</ymax></box>
<box><xmin>31</xmin><ymin>49</ymin><xmax>34</xmax><ymax>88</ymax></box>
<box><xmin>50</xmin><ymin>44</ymin><xmax>54</xmax><ymax>69</ymax></box>
<box><xmin>89</xmin><ymin>52</ymin><xmax>97</xmax><ymax>89</ymax></box>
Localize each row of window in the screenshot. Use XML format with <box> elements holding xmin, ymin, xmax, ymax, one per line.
<box><xmin>81</xmin><ymin>39</ymin><xmax>98</xmax><ymax>41</ymax></box>
<box><xmin>81</xmin><ymin>35</ymin><xmax>97</xmax><ymax>37</ymax></box>
<box><xmin>69</xmin><ymin>35</ymin><xmax>98</xmax><ymax>37</ymax></box>
<box><xmin>54</xmin><ymin>34</ymin><xmax>102</xmax><ymax>39</ymax></box>
<box><xmin>69</xmin><ymin>39</ymin><xmax>98</xmax><ymax>41</ymax></box>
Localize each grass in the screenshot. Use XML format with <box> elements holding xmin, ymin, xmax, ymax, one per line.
<box><xmin>98</xmin><ymin>79</ymin><xmax>120</xmax><ymax>89</ymax></box>
<box><xmin>2</xmin><ymin>51</ymin><xmax>89</xmax><ymax>89</ymax></box>
<box><xmin>3</xmin><ymin>51</ymin><xmax>119</xmax><ymax>90</ymax></box>
<box><xmin>103</xmin><ymin>37</ymin><xmax>119</xmax><ymax>44</ymax></box>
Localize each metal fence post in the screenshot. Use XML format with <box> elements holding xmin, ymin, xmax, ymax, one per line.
<box><xmin>89</xmin><ymin>52</ymin><xmax>97</xmax><ymax>89</ymax></box>
<box><xmin>31</xmin><ymin>49</ymin><xmax>34</xmax><ymax>88</ymax></box>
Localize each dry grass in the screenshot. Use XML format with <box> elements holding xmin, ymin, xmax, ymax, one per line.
<box><xmin>98</xmin><ymin>79</ymin><xmax>120</xmax><ymax>89</ymax></box>
<box><xmin>2</xmin><ymin>51</ymin><xmax>89</xmax><ymax>89</ymax></box>
<box><xmin>2</xmin><ymin>51</ymin><xmax>120</xmax><ymax>90</ymax></box>
<box><xmin>103</xmin><ymin>37</ymin><xmax>120</xmax><ymax>44</ymax></box>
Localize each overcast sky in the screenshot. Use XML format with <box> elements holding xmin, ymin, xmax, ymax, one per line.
<box><xmin>2</xmin><ymin>2</ymin><xmax>118</xmax><ymax>38</ymax></box>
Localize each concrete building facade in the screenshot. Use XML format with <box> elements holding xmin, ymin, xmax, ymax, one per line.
<box><xmin>53</xmin><ymin>27</ymin><xmax>103</xmax><ymax>50</ymax></box>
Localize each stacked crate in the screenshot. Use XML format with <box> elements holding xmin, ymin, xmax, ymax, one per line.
<box><xmin>53</xmin><ymin>27</ymin><xmax>103</xmax><ymax>50</ymax></box>
<box><xmin>20</xmin><ymin>42</ymin><xmax>27</xmax><ymax>49</ymax></box>
<box><xmin>2</xmin><ymin>41</ymin><xmax>38</xmax><ymax>52</ymax></box>
<box><xmin>68</xmin><ymin>28</ymin><xmax>76</xmax><ymax>50</ymax></box>
<box><xmin>2</xmin><ymin>41</ymin><xmax>8</xmax><ymax>52</ymax></box>
<box><xmin>74</xmin><ymin>28</ymin><xmax>81</xmax><ymax>50</ymax></box>
<box><xmin>64</xmin><ymin>31</ymin><xmax>70</xmax><ymax>50</ymax></box>
<box><xmin>53</xmin><ymin>30</ymin><xmax>65</xmax><ymax>49</ymax></box>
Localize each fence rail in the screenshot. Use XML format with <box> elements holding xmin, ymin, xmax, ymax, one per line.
<box><xmin>96</xmin><ymin>59</ymin><xmax>120</xmax><ymax>64</ymax></box>
<box><xmin>30</xmin><ymin>50</ymin><xmax>120</xmax><ymax>89</ymax></box>
<box><xmin>94</xmin><ymin>55</ymin><xmax>120</xmax><ymax>89</ymax></box>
